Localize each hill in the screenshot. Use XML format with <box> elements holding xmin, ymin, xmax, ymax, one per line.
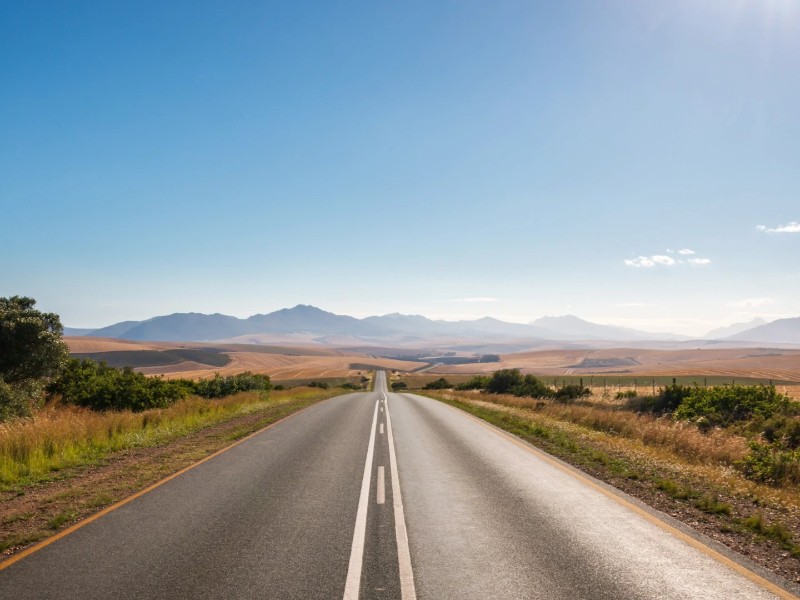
<box><xmin>727</xmin><ymin>317</ymin><xmax>800</xmax><ymax>344</ymax></box>
<box><xmin>72</xmin><ymin>305</ymin><xmax>690</xmax><ymax>344</ymax></box>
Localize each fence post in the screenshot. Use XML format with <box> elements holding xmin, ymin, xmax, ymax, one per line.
<box><xmin>652</xmin><ymin>378</ymin><xmax>655</xmax><ymax>395</ymax></box>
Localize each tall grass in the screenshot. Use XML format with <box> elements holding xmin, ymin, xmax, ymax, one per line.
<box><xmin>439</xmin><ymin>391</ymin><xmax>750</xmax><ymax>466</ymax></box>
<box><xmin>0</xmin><ymin>388</ymin><xmax>327</xmax><ymax>489</ymax></box>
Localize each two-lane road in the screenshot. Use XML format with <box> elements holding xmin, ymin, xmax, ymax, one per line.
<box><xmin>1</xmin><ymin>372</ymin><xmax>795</xmax><ymax>598</ymax></box>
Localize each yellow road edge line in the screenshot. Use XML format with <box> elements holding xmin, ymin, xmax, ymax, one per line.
<box><xmin>0</xmin><ymin>398</ymin><xmax>325</xmax><ymax>572</ymax></box>
<box><xmin>441</xmin><ymin>398</ymin><xmax>798</xmax><ymax>600</ymax></box>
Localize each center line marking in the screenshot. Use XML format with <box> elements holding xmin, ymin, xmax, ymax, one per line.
<box><xmin>343</xmin><ymin>401</ymin><xmax>379</xmax><ymax>600</ymax></box>
<box><xmin>377</xmin><ymin>466</ymin><xmax>385</xmax><ymax>504</ymax></box>
<box><xmin>379</xmin><ymin>423</ymin><xmax>384</xmax><ymax>435</ymax></box>
<box><xmin>385</xmin><ymin>395</ymin><xmax>417</xmax><ymax>600</ymax></box>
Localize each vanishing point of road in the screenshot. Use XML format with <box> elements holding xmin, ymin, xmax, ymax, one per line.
<box><xmin>1</xmin><ymin>371</ymin><xmax>797</xmax><ymax>599</ymax></box>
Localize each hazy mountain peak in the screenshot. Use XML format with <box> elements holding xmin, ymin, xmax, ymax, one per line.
<box><xmin>704</xmin><ymin>318</ymin><xmax>768</xmax><ymax>339</ymax></box>
<box><xmin>727</xmin><ymin>317</ymin><xmax>800</xmax><ymax>343</ymax></box>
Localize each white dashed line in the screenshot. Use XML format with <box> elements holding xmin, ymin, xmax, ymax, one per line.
<box><xmin>342</xmin><ymin>401</ymin><xmax>379</xmax><ymax>600</ymax></box>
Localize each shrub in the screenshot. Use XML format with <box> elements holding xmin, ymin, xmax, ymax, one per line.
<box><xmin>511</xmin><ymin>374</ymin><xmax>551</xmax><ymax>399</ymax></box>
<box><xmin>761</xmin><ymin>416</ymin><xmax>800</xmax><ymax>449</ymax></box>
<box><xmin>615</xmin><ymin>390</ymin><xmax>638</xmax><ymax>400</ymax></box>
<box><xmin>423</xmin><ymin>378</ymin><xmax>451</xmax><ymax>390</ymax></box>
<box><xmin>455</xmin><ymin>376</ymin><xmax>490</xmax><ymax>391</ymax></box>
<box><xmin>675</xmin><ymin>385</ymin><xmax>792</xmax><ymax>427</ymax></box>
<box><xmin>51</xmin><ymin>359</ymin><xmax>187</xmax><ymax>412</ymax></box>
<box><xmin>391</xmin><ymin>382</ymin><xmax>408</xmax><ymax>391</ymax></box>
<box><xmin>737</xmin><ymin>441</ymin><xmax>800</xmax><ymax>487</ymax></box>
<box><xmin>307</xmin><ymin>381</ymin><xmax>329</xmax><ymax>389</ymax></box>
<box><xmin>338</xmin><ymin>382</ymin><xmax>361</xmax><ymax>390</ymax></box>
<box><xmin>486</xmin><ymin>369</ymin><xmax>523</xmax><ymax>394</ymax></box>
<box><xmin>193</xmin><ymin>372</ymin><xmax>271</xmax><ymax>398</ymax></box>
<box><xmin>552</xmin><ymin>384</ymin><xmax>591</xmax><ymax>403</ymax></box>
<box><xmin>0</xmin><ymin>378</ymin><xmax>37</xmax><ymax>420</ymax></box>
<box><xmin>626</xmin><ymin>385</ymin><xmax>695</xmax><ymax>415</ymax></box>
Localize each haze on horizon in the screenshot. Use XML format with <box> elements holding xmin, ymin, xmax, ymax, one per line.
<box><xmin>1</xmin><ymin>1</ymin><xmax>798</xmax><ymax>337</ymax></box>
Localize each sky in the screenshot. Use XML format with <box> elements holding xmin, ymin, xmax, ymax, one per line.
<box><xmin>1</xmin><ymin>1</ymin><xmax>798</xmax><ymax>336</ymax></box>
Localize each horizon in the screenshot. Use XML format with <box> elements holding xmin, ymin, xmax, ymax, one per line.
<box><xmin>2</xmin><ymin>2</ymin><xmax>798</xmax><ymax>337</ymax></box>
<box><xmin>61</xmin><ymin>302</ymin><xmax>779</xmax><ymax>339</ymax></box>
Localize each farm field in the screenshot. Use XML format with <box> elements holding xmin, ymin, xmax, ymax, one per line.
<box><xmin>65</xmin><ymin>338</ymin><xmax>800</xmax><ymax>395</ymax></box>
<box><xmin>424</xmin><ymin>347</ymin><xmax>800</xmax><ymax>381</ymax></box>
<box><xmin>64</xmin><ymin>337</ymin><xmax>426</xmax><ymax>382</ymax></box>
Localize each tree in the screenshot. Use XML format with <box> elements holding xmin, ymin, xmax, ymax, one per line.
<box><xmin>486</xmin><ymin>369</ymin><xmax>523</xmax><ymax>394</ymax></box>
<box><xmin>0</xmin><ymin>296</ymin><xmax>69</xmax><ymax>418</ymax></box>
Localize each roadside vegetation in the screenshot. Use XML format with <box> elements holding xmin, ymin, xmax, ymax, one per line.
<box><xmin>0</xmin><ymin>296</ymin><xmax>352</xmax><ymax>554</ymax></box>
<box><xmin>417</xmin><ymin>368</ymin><xmax>800</xmax><ymax>583</ymax></box>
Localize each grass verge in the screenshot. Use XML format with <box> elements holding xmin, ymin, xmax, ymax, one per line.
<box><xmin>424</xmin><ymin>390</ymin><xmax>800</xmax><ymax>585</ymax></box>
<box><xmin>0</xmin><ymin>387</ymin><xmax>341</xmax><ymax>555</ymax></box>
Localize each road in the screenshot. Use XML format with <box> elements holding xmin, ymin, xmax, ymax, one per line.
<box><xmin>0</xmin><ymin>371</ymin><xmax>795</xmax><ymax>599</ymax></box>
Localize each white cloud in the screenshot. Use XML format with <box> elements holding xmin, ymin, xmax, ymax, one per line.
<box><xmin>652</xmin><ymin>255</ymin><xmax>675</xmax><ymax>265</ymax></box>
<box><xmin>728</xmin><ymin>298</ymin><xmax>774</xmax><ymax>308</ymax></box>
<box><xmin>624</xmin><ymin>255</ymin><xmax>675</xmax><ymax>268</ymax></box>
<box><xmin>615</xmin><ymin>302</ymin><xmax>652</xmax><ymax>307</ymax></box>
<box><xmin>757</xmin><ymin>221</ymin><xmax>800</xmax><ymax>233</ymax></box>
<box><xmin>626</xmin><ymin>250</ymin><xmax>710</xmax><ymax>268</ymax></box>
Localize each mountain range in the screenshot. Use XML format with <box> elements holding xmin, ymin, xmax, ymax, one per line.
<box><xmin>62</xmin><ymin>305</ymin><xmax>800</xmax><ymax>345</ymax></box>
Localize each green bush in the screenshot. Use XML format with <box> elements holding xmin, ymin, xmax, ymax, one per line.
<box><xmin>615</xmin><ymin>390</ymin><xmax>638</xmax><ymax>400</ymax></box>
<box><xmin>0</xmin><ymin>378</ymin><xmax>41</xmax><ymax>420</ymax></box>
<box><xmin>552</xmin><ymin>384</ymin><xmax>592</xmax><ymax>403</ymax></box>
<box><xmin>625</xmin><ymin>385</ymin><xmax>696</xmax><ymax>415</ymax></box>
<box><xmin>486</xmin><ymin>369</ymin><xmax>524</xmax><ymax>394</ymax></box>
<box><xmin>51</xmin><ymin>359</ymin><xmax>187</xmax><ymax>411</ymax></box>
<box><xmin>391</xmin><ymin>381</ymin><xmax>408</xmax><ymax>391</ymax></box>
<box><xmin>193</xmin><ymin>372</ymin><xmax>271</xmax><ymax>398</ymax></box>
<box><xmin>511</xmin><ymin>374</ymin><xmax>551</xmax><ymax>398</ymax></box>
<box><xmin>307</xmin><ymin>381</ymin><xmax>329</xmax><ymax>389</ymax></box>
<box><xmin>738</xmin><ymin>441</ymin><xmax>800</xmax><ymax>487</ymax></box>
<box><xmin>50</xmin><ymin>360</ymin><xmax>271</xmax><ymax>410</ymax></box>
<box><xmin>338</xmin><ymin>382</ymin><xmax>361</xmax><ymax>390</ymax></box>
<box><xmin>761</xmin><ymin>416</ymin><xmax>800</xmax><ymax>449</ymax></box>
<box><xmin>455</xmin><ymin>375</ymin><xmax>490</xmax><ymax>391</ymax></box>
<box><xmin>675</xmin><ymin>385</ymin><xmax>792</xmax><ymax>427</ymax></box>
<box><xmin>423</xmin><ymin>378</ymin><xmax>451</xmax><ymax>390</ymax></box>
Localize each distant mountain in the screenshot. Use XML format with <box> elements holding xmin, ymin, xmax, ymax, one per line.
<box><xmin>727</xmin><ymin>317</ymin><xmax>800</xmax><ymax>344</ymax></box>
<box><xmin>87</xmin><ymin>314</ymin><xmax>245</xmax><ymax>342</ymax></box>
<box><xmin>362</xmin><ymin>314</ymin><xmax>554</xmax><ymax>339</ymax></box>
<box><xmin>247</xmin><ymin>305</ymin><xmax>392</xmax><ymax>337</ymax></box>
<box><xmin>70</xmin><ymin>305</ymin><xmax>686</xmax><ymax>344</ymax></box>
<box><xmin>87</xmin><ymin>321</ymin><xmax>145</xmax><ymax>338</ymax></box>
<box><xmin>704</xmin><ymin>318</ymin><xmax>767</xmax><ymax>339</ymax></box>
<box><xmin>529</xmin><ymin>315</ymin><xmax>685</xmax><ymax>341</ymax></box>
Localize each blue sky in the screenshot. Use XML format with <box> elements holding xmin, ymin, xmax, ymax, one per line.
<box><xmin>1</xmin><ymin>1</ymin><xmax>798</xmax><ymax>335</ymax></box>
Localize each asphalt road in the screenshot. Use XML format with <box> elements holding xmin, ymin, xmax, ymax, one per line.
<box><xmin>0</xmin><ymin>371</ymin><xmax>795</xmax><ymax>599</ymax></box>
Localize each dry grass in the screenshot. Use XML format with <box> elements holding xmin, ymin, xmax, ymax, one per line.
<box><xmin>465</xmin><ymin>392</ymin><xmax>750</xmax><ymax>466</ymax></box>
<box><xmin>0</xmin><ymin>388</ymin><xmax>337</xmax><ymax>490</ymax></box>
<box><xmin>442</xmin><ymin>391</ymin><xmax>749</xmax><ymax>466</ymax></box>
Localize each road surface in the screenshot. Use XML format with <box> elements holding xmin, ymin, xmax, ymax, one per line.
<box><xmin>0</xmin><ymin>371</ymin><xmax>795</xmax><ymax>599</ymax></box>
